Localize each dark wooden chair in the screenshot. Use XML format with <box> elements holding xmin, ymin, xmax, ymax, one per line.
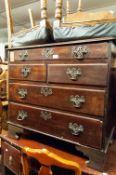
<box><xmin>21</xmin><ymin>146</ymin><xmax>81</xmax><ymax>175</ymax></box>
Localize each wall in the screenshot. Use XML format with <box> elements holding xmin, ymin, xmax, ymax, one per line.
<box><xmin>89</xmin><ymin>4</ymin><xmax>116</xmax><ymax>16</ymax></box>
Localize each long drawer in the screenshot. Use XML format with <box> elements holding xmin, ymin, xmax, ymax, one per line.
<box><xmin>48</xmin><ymin>63</ymin><xmax>108</xmax><ymax>86</ymax></box>
<box><xmin>9</xmin><ymin>64</ymin><xmax>46</xmax><ymax>82</ymax></box>
<box><xmin>9</xmin><ymin>83</ymin><xmax>105</xmax><ymax>116</ymax></box>
<box><xmin>10</xmin><ymin>42</ymin><xmax>109</xmax><ymax>62</ymax></box>
<box><xmin>9</xmin><ymin>102</ymin><xmax>103</xmax><ymax>148</ymax></box>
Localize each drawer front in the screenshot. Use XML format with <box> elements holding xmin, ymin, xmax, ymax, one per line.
<box><xmin>9</xmin><ymin>102</ymin><xmax>102</xmax><ymax>148</ymax></box>
<box><xmin>48</xmin><ymin>64</ymin><xmax>108</xmax><ymax>86</ymax></box>
<box><xmin>10</xmin><ymin>42</ymin><xmax>109</xmax><ymax>62</ymax></box>
<box><xmin>9</xmin><ymin>83</ymin><xmax>105</xmax><ymax>116</ymax></box>
<box><xmin>9</xmin><ymin>64</ymin><xmax>46</xmax><ymax>82</ymax></box>
<box><xmin>3</xmin><ymin>141</ymin><xmax>21</xmax><ymax>175</ymax></box>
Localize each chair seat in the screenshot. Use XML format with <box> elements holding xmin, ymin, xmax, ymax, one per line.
<box><xmin>5</xmin><ymin>0</ymin><xmax>53</xmax><ymax>48</ymax></box>
<box><xmin>53</xmin><ymin>22</ymin><xmax>116</xmax><ymax>42</ymax></box>
<box><xmin>12</xmin><ymin>26</ymin><xmax>53</xmax><ymax>47</ymax></box>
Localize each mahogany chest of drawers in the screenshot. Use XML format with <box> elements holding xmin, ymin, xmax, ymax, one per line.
<box><xmin>7</xmin><ymin>38</ymin><xmax>116</xmax><ymax>171</ymax></box>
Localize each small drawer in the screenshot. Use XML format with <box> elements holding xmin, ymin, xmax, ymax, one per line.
<box><xmin>10</xmin><ymin>48</ymin><xmax>55</xmax><ymax>62</ymax></box>
<box><xmin>48</xmin><ymin>63</ymin><xmax>108</xmax><ymax>86</ymax></box>
<box><xmin>9</xmin><ymin>64</ymin><xmax>46</xmax><ymax>82</ymax></box>
<box><xmin>10</xmin><ymin>42</ymin><xmax>109</xmax><ymax>62</ymax></box>
<box><xmin>9</xmin><ymin>102</ymin><xmax>103</xmax><ymax>149</ymax></box>
<box><xmin>9</xmin><ymin>83</ymin><xmax>105</xmax><ymax>116</ymax></box>
<box><xmin>2</xmin><ymin>141</ymin><xmax>21</xmax><ymax>175</ymax></box>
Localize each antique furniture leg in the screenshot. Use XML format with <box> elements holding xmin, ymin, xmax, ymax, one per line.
<box><xmin>76</xmin><ymin>127</ymin><xmax>115</xmax><ymax>171</ymax></box>
<box><xmin>4</xmin><ymin>0</ymin><xmax>13</xmax><ymax>48</ymax></box>
<box><xmin>1</xmin><ymin>166</ymin><xmax>7</xmax><ymax>175</ymax></box>
<box><xmin>21</xmin><ymin>154</ymin><xmax>30</xmax><ymax>175</ymax></box>
<box><xmin>54</xmin><ymin>0</ymin><xmax>62</xmax><ymax>27</ymax></box>
<box><xmin>76</xmin><ymin>145</ymin><xmax>106</xmax><ymax>171</ymax></box>
<box><xmin>8</xmin><ymin>124</ymin><xmax>24</xmax><ymax>139</ymax></box>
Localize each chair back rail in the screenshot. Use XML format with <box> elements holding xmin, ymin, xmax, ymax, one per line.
<box><xmin>21</xmin><ymin>147</ymin><xmax>81</xmax><ymax>175</ymax></box>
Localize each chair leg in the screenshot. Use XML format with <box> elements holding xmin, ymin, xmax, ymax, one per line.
<box><xmin>39</xmin><ymin>165</ymin><xmax>52</xmax><ymax>175</ymax></box>
<box><xmin>21</xmin><ymin>154</ymin><xmax>30</xmax><ymax>175</ymax></box>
